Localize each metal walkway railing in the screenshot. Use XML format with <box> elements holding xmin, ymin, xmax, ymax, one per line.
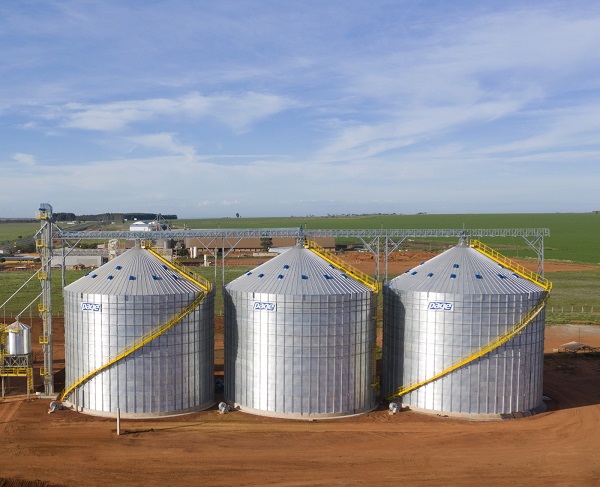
<box><xmin>306</xmin><ymin>241</ymin><xmax>381</xmax><ymax>292</ymax></box>
<box><xmin>470</xmin><ymin>239</ymin><xmax>552</xmax><ymax>291</ymax></box>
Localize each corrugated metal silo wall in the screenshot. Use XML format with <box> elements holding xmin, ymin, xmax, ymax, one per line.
<box><xmin>383</xmin><ymin>288</ymin><xmax>545</xmax><ymax>415</ymax></box>
<box><xmin>64</xmin><ymin>288</ymin><xmax>215</xmax><ymax>417</ymax></box>
<box><xmin>224</xmin><ymin>289</ymin><xmax>377</xmax><ymax>417</ymax></box>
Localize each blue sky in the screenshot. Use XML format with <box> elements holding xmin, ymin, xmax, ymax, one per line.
<box><xmin>2</xmin><ymin>1</ymin><xmax>600</xmax><ymax>218</ymax></box>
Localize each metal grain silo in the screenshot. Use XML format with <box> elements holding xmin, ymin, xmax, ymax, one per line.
<box><xmin>62</xmin><ymin>246</ymin><xmax>214</xmax><ymax>418</ymax></box>
<box><xmin>5</xmin><ymin>321</ymin><xmax>32</xmax><ymax>356</ymax></box>
<box><xmin>383</xmin><ymin>240</ymin><xmax>550</xmax><ymax>418</ymax></box>
<box><xmin>224</xmin><ymin>245</ymin><xmax>377</xmax><ymax>418</ymax></box>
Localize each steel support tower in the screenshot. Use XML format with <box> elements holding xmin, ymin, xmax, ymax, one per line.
<box><xmin>36</xmin><ymin>203</ymin><xmax>54</xmax><ymax>396</ymax></box>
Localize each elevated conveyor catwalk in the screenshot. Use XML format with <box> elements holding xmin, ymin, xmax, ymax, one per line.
<box><xmin>61</xmin><ymin>250</ymin><xmax>212</xmax><ymax>402</ymax></box>
<box><xmin>305</xmin><ymin>241</ymin><xmax>381</xmax><ymax>292</ymax></box>
<box><xmin>388</xmin><ymin>242</ymin><xmax>551</xmax><ymax>401</ymax></box>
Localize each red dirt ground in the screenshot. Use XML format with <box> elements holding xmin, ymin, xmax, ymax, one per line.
<box><xmin>1</xmin><ymin>253</ymin><xmax>599</xmax><ymax>486</ymax></box>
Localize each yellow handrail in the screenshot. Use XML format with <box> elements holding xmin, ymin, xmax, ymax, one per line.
<box><xmin>388</xmin><ymin>291</ymin><xmax>549</xmax><ymax>400</ymax></box>
<box><xmin>305</xmin><ymin>241</ymin><xmax>381</xmax><ymax>292</ymax></box>
<box><xmin>470</xmin><ymin>239</ymin><xmax>552</xmax><ymax>291</ymax></box>
<box><xmin>145</xmin><ymin>247</ymin><xmax>212</xmax><ymax>292</ymax></box>
<box><xmin>61</xmin><ymin>290</ymin><xmax>207</xmax><ymax>401</ymax></box>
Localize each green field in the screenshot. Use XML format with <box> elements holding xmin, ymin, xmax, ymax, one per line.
<box><xmin>1</xmin><ymin>213</ymin><xmax>599</xmax><ymax>325</ymax></box>
<box><xmin>177</xmin><ymin>213</ymin><xmax>600</xmax><ymax>264</ymax></box>
<box><xmin>1</xmin><ymin>266</ymin><xmax>599</xmax><ymax>325</ymax></box>
<box><xmin>0</xmin><ymin>222</ymin><xmax>40</xmax><ymax>251</ymax></box>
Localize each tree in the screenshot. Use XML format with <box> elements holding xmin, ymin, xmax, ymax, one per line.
<box><xmin>260</xmin><ymin>237</ymin><xmax>272</xmax><ymax>252</ymax></box>
<box><xmin>236</xmin><ymin>213</ymin><xmax>240</xmax><ymax>218</ymax></box>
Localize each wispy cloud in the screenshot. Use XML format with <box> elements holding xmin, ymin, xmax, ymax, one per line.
<box><xmin>1</xmin><ymin>1</ymin><xmax>600</xmax><ymax>217</ymax></box>
<box><xmin>11</xmin><ymin>152</ymin><xmax>36</xmax><ymax>166</ymax></box>
<box><xmin>56</xmin><ymin>92</ymin><xmax>294</xmax><ymax>133</ymax></box>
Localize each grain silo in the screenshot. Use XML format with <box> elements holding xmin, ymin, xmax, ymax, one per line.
<box><xmin>62</xmin><ymin>245</ymin><xmax>214</xmax><ymax>418</ymax></box>
<box><xmin>224</xmin><ymin>244</ymin><xmax>378</xmax><ymax>418</ymax></box>
<box><xmin>4</xmin><ymin>321</ymin><xmax>32</xmax><ymax>356</ymax></box>
<box><xmin>383</xmin><ymin>239</ymin><xmax>551</xmax><ymax>418</ymax></box>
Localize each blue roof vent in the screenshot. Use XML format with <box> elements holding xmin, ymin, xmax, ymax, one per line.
<box><xmin>497</xmin><ymin>273</ymin><xmax>506</xmax><ymax>279</ymax></box>
<box><xmin>301</xmin><ymin>275</ymin><xmax>308</xmax><ymax>280</ymax></box>
<box><xmin>475</xmin><ymin>274</ymin><xmax>483</xmax><ymax>279</ymax></box>
<box><xmin>323</xmin><ymin>274</ymin><xmax>332</xmax><ymax>279</ymax></box>
<box><xmin>411</xmin><ymin>271</ymin><xmax>418</xmax><ymax>275</ymax></box>
<box><xmin>427</xmin><ymin>273</ymin><xmax>434</xmax><ymax>277</ymax></box>
<box><xmin>453</xmin><ymin>264</ymin><xmax>460</xmax><ymax>268</ymax></box>
<box><xmin>107</xmin><ymin>275</ymin><xmax>113</xmax><ymax>280</ymax></box>
<box><xmin>115</xmin><ymin>266</ymin><xmax>122</xmax><ymax>270</ymax></box>
<box><xmin>258</xmin><ymin>273</ymin><xmax>264</xmax><ymax>278</ymax></box>
<box><xmin>152</xmin><ymin>275</ymin><xmax>160</xmax><ymax>280</ymax></box>
<box><xmin>245</xmin><ymin>271</ymin><xmax>252</xmax><ymax>276</ymax></box>
<box><xmin>283</xmin><ymin>264</ymin><xmax>290</xmax><ymax>269</ymax></box>
<box><xmin>91</xmin><ymin>274</ymin><xmax>98</xmax><ymax>278</ymax></box>
<box><xmin>450</xmin><ymin>273</ymin><xmax>457</xmax><ymax>279</ymax></box>
<box><xmin>277</xmin><ymin>274</ymin><xmax>284</xmax><ymax>279</ymax></box>
<box><xmin>129</xmin><ymin>276</ymin><xmax>136</xmax><ymax>280</ymax></box>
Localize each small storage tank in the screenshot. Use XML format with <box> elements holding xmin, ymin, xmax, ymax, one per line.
<box><xmin>383</xmin><ymin>240</ymin><xmax>547</xmax><ymax>418</ymax></box>
<box><xmin>224</xmin><ymin>246</ymin><xmax>377</xmax><ymax>418</ymax></box>
<box><xmin>63</xmin><ymin>246</ymin><xmax>215</xmax><ymax>418</ymax></box>
<box><xmin>5</xmin><ymin>321</ymin><xmax>32</xmax><ymax>355</ymax></box>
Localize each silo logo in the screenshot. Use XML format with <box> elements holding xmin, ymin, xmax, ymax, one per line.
<box><xmin>428</xmin><ymin>302</ymin><xmax>453</xmax><ymax>311</ymax></box>
<box><xmin>81</xmin><ymin>302</ymin><xmax>101</xmax><ymax>312</ymax></box>
<box><xmin>254</xmin><ymin>302</ymin><xmax>276</xmax><ymax>311</ymax></box>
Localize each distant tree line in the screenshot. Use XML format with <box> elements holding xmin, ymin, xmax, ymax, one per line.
<box><xmin>53</xmin><ymin>212</ymin><xmax>178</xmax><ymax>222</ymax></box>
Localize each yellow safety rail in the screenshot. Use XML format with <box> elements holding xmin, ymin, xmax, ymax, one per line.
<box><xmin>62</xmin><ymin>290</ymin><xmax>207</xmax><ymax>401</ymax></box>
<box><xmin>145</xmin><ymin>246</ymin><xmax>212</xmax><ymax>292</ymax></box>
<box><xmin>388</xmin><ymin>291</ymin><xmax>550</xmax><ymax>400</ymax></box>
<box><xmin>305</xmin><ymin>241</ymin><xmax>381</xmax><ymax>292</ymax></box>
<box><xmin>470</xmin><ymin>239</ymin><xmax>552</xmax><ymax>291</ymax></box>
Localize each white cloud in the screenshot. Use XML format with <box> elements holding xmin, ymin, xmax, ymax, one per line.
<box><xmin>126</xmin><ymin>133</ymin><xmax>196</xmax><ymax>159</ymax></box>
<box><xmin>11</xmin><ymin>152</ymin><xmax>36</xmax><ymax>166</ymax></box>
<box><xmin>58</xmin><ymin>91</ymin><xmax>294</xmax><ymax>133</ymax></box>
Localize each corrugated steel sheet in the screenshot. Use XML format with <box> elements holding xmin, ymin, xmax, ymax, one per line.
<box><xmin>226</xmin><ymin>246</ymin><xmax>371</xmax><ymax>295</ymax></box>
<box><xmin>387</xmin><ymin>242</ymin><xmax>544</xmax><ymax>294</ymax></box>
<box><xmin>64</xmin><ymin>246</ymin><xmax>201</xmax><ymax>295</ymax></box>
<box><xmin>382</xmin><ymin>242</ymin><xmax>546</xmax><ymax>416</ymax></box>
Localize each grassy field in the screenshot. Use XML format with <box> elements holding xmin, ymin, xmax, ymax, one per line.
<box><xmin>1</xmin><ymin>266</ymin><xmax>599</xmax><ymax>325</ymax></box>
<box><xmin>0</xmin><ymin>222</ymin><xmax>40</xmax><ymax>250</ymax></box>
<box><xmin>1</xmin><ymin>212</ymin><xmax>599</xmax><ymax>325</ymax></box>
<box><xmin>2</xmin><ymin>213</ymin><xmax>598</xmax><ymax>262</ymax></box>
<box><xmin>177</xmin><ymin>213</ymin><xmax>600</xmax><ymax>263</ymax></box>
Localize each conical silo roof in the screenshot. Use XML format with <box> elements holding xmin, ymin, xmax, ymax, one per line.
<box><xmin>64</xmin><ymin>246</ymin><xmax>201</xmax><ymax>295</ymax></box>
<box><xmin>387</xmin><ymin>241</ymin><xmax>544</xmax><ymax>294</ymax></box>
<box><xmin>226</xmin><ymin>246</ymin><xmax>372</xmax><ymax>295</ymax></box>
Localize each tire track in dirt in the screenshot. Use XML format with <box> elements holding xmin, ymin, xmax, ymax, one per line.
<box><xmin>0</xmin><ymin>400</ymin><xmax>22</xmax><ymax>434</ymax></box>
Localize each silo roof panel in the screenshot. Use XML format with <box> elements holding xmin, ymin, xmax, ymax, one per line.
<box><xmin>64</xmin><ymin>246</ymin><xmax>201</xmax><ymax>295</ymax></box>
<box><xmin>386</xmin><ymin>243</ymin><xmax>544</xmax><ymax>294</ymax></box>
<box><xmin>226</xmin><ymin>246</ymin><xmax>372</xmax><ymax>295</ymax></box>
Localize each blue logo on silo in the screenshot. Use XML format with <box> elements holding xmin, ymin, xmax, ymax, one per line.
<box><xmin>254</xmin><ymin>302</ymin><xmax>276</xmax><ymax>311</ymax></box>
<box><xmin>81</xmin><ymin>302</ymin><xmax>101</xmax><ymax>312</ymax></box>
<box><xmin>428</xmin><ymin>302</ymin><xmax>453</xmax><ymax>311</ymax></box>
